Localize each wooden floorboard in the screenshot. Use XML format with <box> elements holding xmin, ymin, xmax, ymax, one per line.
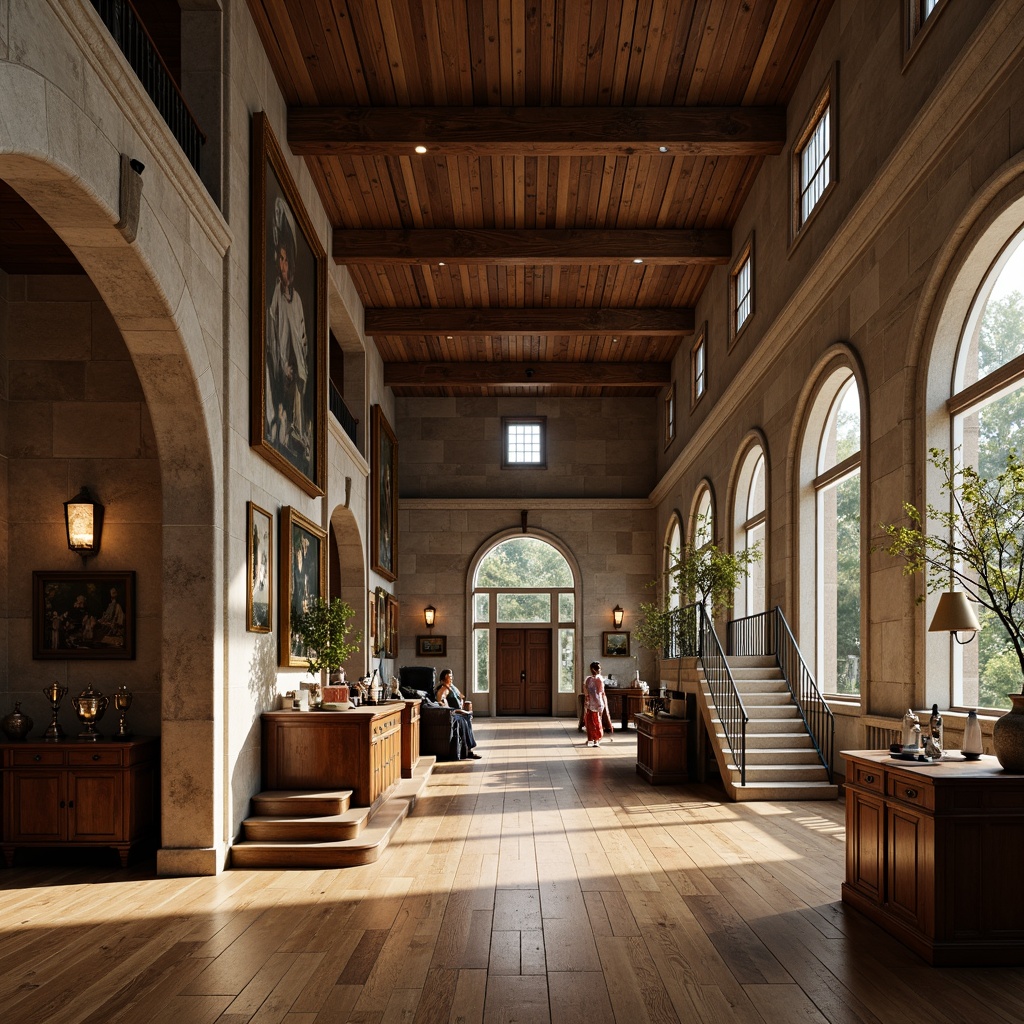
<box><xmin>3</xmin><ymin>717</ymin><xmax>1024</xmax><ymax>1024</ymax></box>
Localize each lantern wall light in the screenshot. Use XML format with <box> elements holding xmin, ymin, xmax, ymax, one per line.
<box><xmin>612</xmin><ymin>604</ymin><xmax>624</xmax><ymax>629</ymax></box>
<box><xmin>64</xmin><ymin>487</ymin><xmax>104</xmax><ymax>562</ymax></box>
<box><xmin>424</xmin><ymin>604</ymin><xmax>436</xmax><ymax>631</ymax></box>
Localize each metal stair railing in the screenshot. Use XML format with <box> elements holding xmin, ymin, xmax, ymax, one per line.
<box><xmin>726</xmin><ymin>606</ymin><xmax>835</xmax><ymax>783</ymax></box>
<box><xmin>695</xmin><ymin>603</ymin><xmax>748</xmax><ymax>786</ymax></box>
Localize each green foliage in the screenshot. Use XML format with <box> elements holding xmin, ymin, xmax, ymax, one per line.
<box><xmin>476</xmin><ymin>537</ymin><xmax>572</xmax><ymax>587</ymax></box>
<box><xmin>882</xmin><ymin>447</ymin><xmax>1024</xmax><ymax>692</ymax></box>
<box><xmin>634</xmin><ymin>513</ymin><xmax>762</xmax><ymax>653</ymax></box>
<box><xmin>291</xmin><ymin>598</ymin><xmax>362</xmax><ymax>676</ymax></box>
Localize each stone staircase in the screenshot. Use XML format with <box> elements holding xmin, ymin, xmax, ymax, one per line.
<box><xmin>698</xmin><ymin>655</ymin><xmax>838</xmax><ymax>801</ymax></box>
<box><xmin>231</xmin><ymin>757</ymin><xmax>435</xmax><ymax>868</ymax></box>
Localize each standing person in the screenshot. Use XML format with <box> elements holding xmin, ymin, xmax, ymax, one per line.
<box><xmin>584</xmin><ymin>661</ymin><xmax>607</xmax><ymax>747</ymax></box>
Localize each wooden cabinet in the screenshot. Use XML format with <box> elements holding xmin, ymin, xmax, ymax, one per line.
<box><xmin>604</xmin><ymin>687</ymin><xmax>647</xmax><ymax>730</ymax></box>
<box><xmin>1</xmin><ymin>738</ymin><xmax>159</xmax><ymax>867</ymax></box>
<box><xmin>398</xmin><ymin>699</ymin><xmax>421</xmax><ymax>778</ymax></box>
<box><xmin>262</xmin><ymin>706</ymin><xmax>402</xmax><ymax>812</ymax></box>
<box><xmin>842</xmin><ymin>749</ymin><xmax>1024</xmax><ymax>965</ymax></box>
<box><xmin>635</xmin><ymin>713</ymin><xmax>688</xmax><ymax>785</ymax></box>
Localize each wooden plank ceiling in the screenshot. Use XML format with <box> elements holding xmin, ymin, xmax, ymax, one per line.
<box><xmin>248</xmin><ymin>0</ymin><xmax>834</xmax><ymax>397</ymax></box>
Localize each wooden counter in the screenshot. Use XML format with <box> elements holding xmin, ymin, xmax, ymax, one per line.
<box><xmin>262</xmin><ymin>706</ymin><xmax>402</xmax><ymax>812</ymax></box>
<box><xmin>842</xmin><ymin>749</ymin><xmax>1024</xmax><ymax>965</ymax></box>
<box><xmin>635</xmin><ymin>713</ymin><xmax>688</xmax><ymax>785</ymax></box>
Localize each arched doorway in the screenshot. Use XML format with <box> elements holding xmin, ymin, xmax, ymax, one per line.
<box><xmin>467</xmin><ymin>531</ymin><xmax>581</xmax><ymax>717</ymax></box>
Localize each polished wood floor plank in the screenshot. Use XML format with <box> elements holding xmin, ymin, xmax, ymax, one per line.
<box><xmin>6</xmin><ymin>719</ymin><xmax>1024</xmax><ymax>1024</ymax></box>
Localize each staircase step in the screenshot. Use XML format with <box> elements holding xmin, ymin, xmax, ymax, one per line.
<box><xmin>737</xmin><ymin>732</ymin><xmax>815</xmax><ymax>748</ymax></box>
<box><xmin>743</xmin><ymin>748</ymin><xmax>823</xmax><ymax>765</ymax></box>
<box><xmin>729</xmin><ymin>780</ymin><xmax>840</xmax><ymax>802</ymax></box>
<box><xmin>231</xmin><ymin>760</ymin><xmax>434</xmax><ymax>869</ymax></box>
<box><xmin>726</xmin><ymin>656</ymin><xmax>779</xmax><ymax>668</ymax></box>
<box><xmin>734</xmin><ymin>679</ymin><xmax>789</xmax><ymax>693</ymax></box>
<box><xmin>242</xmin><ymin>806</ymin><xmax>371</xmax><ymax>842</ymax></box>
<box><xmin>723</xmin><ymin>763</ymin><xmax>830</xmax><ymax>783</ymax></box>
<box><xmin>729</xmin><ymin>667</ymin><xmax>785</xmax><ymax>681</ymax></box>
<box><xmin>251</xmin><ymin>789</ymin><xmax>352</xmax><ymax>817</ymax></box>
<box><xmin>741</xmin><ymin>692</ymin><xmax>795</xmax><ymax>706</ymax></box>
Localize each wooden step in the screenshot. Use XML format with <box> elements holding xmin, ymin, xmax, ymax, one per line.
<box><xmin>242</xmin><ymin>806</ymin><xmax>370</xmax><ymax>842</ymax></box>
<box><xmin>231</xmin><ymin>759</ymin><xmax>435</xmax><ymax>869</ymax></box>
<box><xmin>729</xmin><ymin>780</ymin><xmax>840</xmax><ymax>801</ymax></box>
<box><xmin>250</xmin><ymin>789</ymin><xmax>352</xmax><ymax>817</ymax></box>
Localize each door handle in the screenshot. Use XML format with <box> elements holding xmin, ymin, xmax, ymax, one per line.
<box><xmin>520</xmin><ymin>670</ymin><xmax>526</xmax><ymax>682</ymax></box>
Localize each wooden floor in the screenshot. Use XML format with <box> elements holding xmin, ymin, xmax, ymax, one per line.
<box><xmin>3</xmin><ymin>718</ymin><xmax>1024</xmax><ymax>1024</ymax></box>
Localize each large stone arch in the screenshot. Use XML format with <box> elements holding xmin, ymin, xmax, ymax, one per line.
<box><xmin>329</xmin><ymin>503</ymin><xmax>368</xmax><ymax>678</ymax></box>
<box><xmin>0</xmin><ymin>45</ymin><xmax>228</xmax><ymax>871</ymax></box>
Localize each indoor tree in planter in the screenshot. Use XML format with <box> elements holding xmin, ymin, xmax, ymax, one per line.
<box><xmin>292</xmin><ymin>597</ymin><xmax>362</xmax><ymax>689</ymax></box>
<box><xmin>635</xmin><ymin>513</ymin><xmax>762</xmax><ymax>661</ymax></box>
<box><xmin>882</xmin><ymin>446</ymin><xmax>1024</xmax><ymax>769</ymax></box>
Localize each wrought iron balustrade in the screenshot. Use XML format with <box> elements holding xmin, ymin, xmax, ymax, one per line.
<box><xmin>90</xmin><ymin>0</ymin><xmax>205</xmax><ymax>176</ymax></box>
<box><xmin>329</xmin><ymin>381</ymin><xmax>359</xmax><ymax>447</ymax></box>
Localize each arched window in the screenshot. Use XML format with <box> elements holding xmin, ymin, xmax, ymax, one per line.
<box><xmin>665</xmin><ymin>514</ymin><xmax>682</xmax><ymax>612</ymax></box>
<box><xmin>689</xmin><ymin>484</ymin><xmax>715</xmax><ymax>615</ymax></box>
<box><xmin>733</xmin><ymin>445</ymin><xmax>767</xmax><ymax>617</ymax></box>
<box><xmin>470</xmin><ymin>534</ymin><xmax>579</xmax><ymax>709</ymax></box>
<box><xmin>948</xmin><ymin>226</ymin><xmax>1024</xmax><ymax>710</ymax></box>
<box><xmin>816</xmin><ymin>373</ymin><xmax>861</xmax><ymax>694</ymax></box>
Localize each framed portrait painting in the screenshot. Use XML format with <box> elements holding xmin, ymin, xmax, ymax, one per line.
<box><xmin>279</xmin><ymin>506</ymin><xmax>327</xmax><ymax>668</ymax></box>
<box><xmin>385</xmin><ymin>593</ymin><xmax>399</xmax><ymax>658</ymax></box>
<box><xmin>33</xmin><ymin>571</ymin><xmax>136</xmax><ymax>660</ymax></box>
<box><xmin>602</xmin><ymin>631</ymin><xmax>631</xmax><ymax>657</ymax></box>
<box><xmin>374</xmin><ymin>586</ymin><xmax>387</xmax><ymax>658</ymax></box>
<box><xmin>250</xmin><ymin>111</ymin><xmax>326</xmax><ymax>497</ymax></box>
<box><xmin>247</xmin><ymin>502</ymin><xmax>273</xmax><ymax>632</ymax></box>
<box><xmin>371</xmin><ymin>405</ymin><xmax>398</xmax><ymax>581</ymax></box>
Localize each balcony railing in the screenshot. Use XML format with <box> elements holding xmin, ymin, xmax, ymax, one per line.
<box><xmin>329</xmin><ymin>381</ymin><xmax>359</xmax><ymax>448</ymax></box>
<box><xmin>90</xmin><ymin>0</ymin><xmax>205</xmax><ymax>175</ymax></box>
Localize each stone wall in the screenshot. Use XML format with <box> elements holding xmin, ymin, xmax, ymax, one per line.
<box><xmin>1</xmin><ymin>272</ymin><xmax>163</xmax><ymax>737</ymax></box>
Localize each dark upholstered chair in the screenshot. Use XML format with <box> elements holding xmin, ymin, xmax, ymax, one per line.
<box><xmin>399</xmin><ymin>666</ymin><xmax>463</xmax><ymax>761</ymax></box>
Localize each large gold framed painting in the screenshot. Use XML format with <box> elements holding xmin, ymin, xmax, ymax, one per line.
<box><xmin>250</xmin><ymin>111</ymin><xmax>326</xmax><ymax>497</ymax></box>
<box><xmin>371</xmin><ymin>405</ymin><xmax>398</xmax><ymax>581</ymax></box>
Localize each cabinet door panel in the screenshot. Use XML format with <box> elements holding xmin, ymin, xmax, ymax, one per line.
<box><xmin>8</xmin><ymin>772</ymin><xmax>64</xmax><ymax>842</ymax></box>
<box><xmin>888</xmin><ymin>805</ymin><xmax>933</xmax><ymax>932</ymax></box>
<box><xmin>68</xmin><ymin>772</ymin><xmax>123</xmax><ymax>841</ymax></box>
<box><xmin>847</xmin><ymin>790</ymin><xmax>884</xmax><ymax>902</ymax></box>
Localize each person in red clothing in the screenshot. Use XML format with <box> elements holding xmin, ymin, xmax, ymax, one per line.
<box><xmin>583</xmin><ymin>661</ymin><xmax>607</xmax><ymax>747</ymax></box>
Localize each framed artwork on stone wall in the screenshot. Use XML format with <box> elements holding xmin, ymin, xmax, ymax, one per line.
<box><xmin>249</xmin><ymin>111</ymin><xmax>326</xmax><ymax>498</ymax></box>
<box><xmin>32</xmin><ymin>571</ymin><xmax>136</xmax><ymax>660</ymax></box>
<box><xmin>371</xmin><ymin>405</ymin><xmax>398</xmax><ymax>581</ymax></box>
<box><xmin>279</xmin><ymin>506</ymin><xmax>326</xmax><ymax>668</ymax></box>
<box><xmin>247</xmin><ymin>501</ymin><xmax>273</xmax><ymax>633</ymax></box>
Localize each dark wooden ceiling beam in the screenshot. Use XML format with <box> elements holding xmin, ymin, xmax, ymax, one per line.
<box><xmin>364</xmin><ymin>307</ymin><xmax>694</xmax><ymax>337</ymax></box>
<box><xmin>334</xmin><ymin>228</ymin><xmax>731</xmax><ymax>266</ymax></box>
<box><xmin>384</xmin><ymin>361</ymin><xmax>670</xmax><ymax>388</ymax></box>
<box><xmin>290</xmin><ymin>105</ymin><xmax>786</xmax><ymax>156</ymax></box>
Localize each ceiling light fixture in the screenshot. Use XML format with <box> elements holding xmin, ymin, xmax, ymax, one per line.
<box><xmin>658</xmin><ymin>146</ymin><xmax>669</xmax><ymax>153</ymax></box>
<box><xmin>414</xmin><ymin>145</ymin><xmax>428</xmax><ymax>154</ymax></box>
<box><xmin>633</xmin><ymin>258</ymin><xmax>643</xmax><ymax>264</ymax></box>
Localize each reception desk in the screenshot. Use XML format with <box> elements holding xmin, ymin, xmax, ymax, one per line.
<box><xmin>842</xmin><ymin>749</ymin><xmax>1024</xmax><ymax>965</ymax></box>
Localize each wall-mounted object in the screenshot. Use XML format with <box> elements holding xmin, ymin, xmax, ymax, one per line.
<box><xmin>612</xmin><ymin>604</ymin><xmax>624</xmax><ymax>629</ymax></box>
<box><xmin>424</xmin><ymin>604</ymin><xmax>436</xmax><ymax>630</ymax></box>
<box><xmin>64</xmin><ymin>487</ymin><xmax>104</xmax><ymax>561</ymax></box>
<box><xmin>32</xmin><ymin>571</ymin><xmax>135</xmax><ymax>660</ymax></box>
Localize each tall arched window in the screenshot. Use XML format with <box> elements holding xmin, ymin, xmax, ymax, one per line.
<box><xmin>665</xmin><ymin>514</ymin><xmax>682</xmax><ymax>612</ymax></box>
<box><xmin>949</xmin><ymin>226</ymin><xmax>1024</xmax><ymax>711</ymax></box>
<box><xmin>470</xmin><ymin>534</ymin><xmax>579</xmax><ymax>712</ymax></box>
<box><xmin>690</xmin><ymin>484</ymin><xmax>715</xmax><ymax>615</ymax></box>
<box><xmin>816</xmin><ymin>373</ymin><xmax>861</xmax><ymax>694</ymax></box>
<box><xmin>733</xmin><ymin>444</ymin><xmax>767</xmax><ymax>617</ymax></box>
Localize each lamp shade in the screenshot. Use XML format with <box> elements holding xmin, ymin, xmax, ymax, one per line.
<box><xmin>612</xmin><ymin>604</ymin><xmax>624</xmax><ymax>629</ymax></box>
<box><xmin>64</xmin><ymin>487</ymin><xmax>104</xmax><ymax>558</ymax></box>
<box><xmin>928</xmin><ymin>591</ymin><xmax>981</xmax><ymax>634</ymax></box>
<box><xmin>424</xmin><ymin>605</ymin><xmax>436</xmax><ymax>629</ymax></box>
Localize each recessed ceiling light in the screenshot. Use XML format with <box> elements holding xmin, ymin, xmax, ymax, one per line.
<box><xmin>633</xmin><ymin>258</ymin><xmax>643</xmax><ymax>264</ymax></box>
<box><xmin>446</xmin><ymin>335</ymin><xmax>453</xmax><ymax>340</ymax></box>
<box><xmin>438</xmin><ymin>261</ymin><xmax>446</xmax><ymax>266</ymax></box>
<box><xmin>658</xmin><ymin>146</ymin><xmax>669</xmax><ymax>153</ymax></box>
<box><xmin>611</xmin><ymin>337</ymin><xmax>618</xmax><ymax>343</ymax></box>
<box><xmin>415</xmin><ymin>145</ymin><xmax>428</xmax><ymax>154</ymax></box>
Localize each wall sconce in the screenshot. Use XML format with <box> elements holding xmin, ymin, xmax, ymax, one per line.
<box><xmin>424</xmin><ymin>605</ymin><xmax>436</xmax><ymax>631</ymax></box>
<box><xmin>928</xmin><ymin>591</ymin><xmax>981</xmax><ymax>645</ymax></box>
<box><xmin>64</xmin><ymin>487</ymin><xmax>104</xmax><ymax>561</ymax></box>
<box><xmin>612</xmin><ymin>604</ymin><xmax>624</xmax><ymax>629</ymax></box>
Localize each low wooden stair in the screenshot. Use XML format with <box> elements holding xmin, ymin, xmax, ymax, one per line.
<box><xmin>699</xmin><ymin>656</ymin><xmax>839</xmax><ymax>802</ymax></box>
<box><xmin>231</xmin><ymin>757</ymin><xmax>435</xmax><ymax>868</ymax></box>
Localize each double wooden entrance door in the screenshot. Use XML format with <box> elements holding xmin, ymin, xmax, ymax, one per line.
<box><xmin>496</xmin><ymin>628</ymin><xmax>552</xmax><ymax>716</ymax></box>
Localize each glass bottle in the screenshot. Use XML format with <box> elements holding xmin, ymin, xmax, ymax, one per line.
<box><xmin>962</xmin><ymin>709</ymin><xmax>984</xmax><ymax>759</ymax></box>
<box><xmin>929</xmin><ymin>703</ymin><xmax>943</xmax><ymax>750</ymax></box>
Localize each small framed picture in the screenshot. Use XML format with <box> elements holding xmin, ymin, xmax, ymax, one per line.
<box><xmin>247</xmin><ymin>502</ymin><xmax>273</xmax><ymax>632</ymax></box>
<box><xmin>602</xmin><ymin>631</ymin><xmax>631</xmax><ymax>657</ymax></box>
<box><xmin>385</xmin><ymin>593</ymin><xmax>399</xmax><ymax>658</ymax></box>
<box><xmin>33</xmin><ymin>571</ymin><xmax>136</xmax><ymax>660</ymax></box>
<box><xmin>417</xmin><ymin>635</ymin><xmax>447</xmax><ymax>657</ymax></box>
<box><xmin>280</xmin><ymin>506</ymin><xmax>326</xmax><ymax>667</ymax></box>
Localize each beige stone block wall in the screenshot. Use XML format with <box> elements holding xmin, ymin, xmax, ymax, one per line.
<box><xmin>1</xmin><ymin>273</ymin><xmax>163</xmax><ymax>737</ymax></box>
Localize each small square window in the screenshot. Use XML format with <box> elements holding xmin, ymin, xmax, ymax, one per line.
<box><xmin>664</xmin><ymin>383</ymin><xmax>676</xmax><ymax>447</ymax></box>
<box><xmin>729</xmin><ymin>235</ymin><xmax>754</xmax><ymax>346</ymax></box>
<box><xmin>791</xmin><ymin>66</ymin><xmax>837</xmax><ymax>244</ymax></box>
<box><xmin>904</xmin><ymin>0</ymin><xmax>948</xmax><ymax>65</ymax></box>
<box><xmin>691</xmin><ymin>324</ymin><xmax>707</xmax><ymax>407</ymax></box>
<box><xmin>503</xmin><ymin>417</ymin><xmax>546</xmax><ymax>468</ymax></box>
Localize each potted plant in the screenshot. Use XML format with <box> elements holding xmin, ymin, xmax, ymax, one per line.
<box><xmin>292</xmin><ymin>597</ymin><xmax>362</xmax><ymax>690</ymax></box>
<box><xmin>882</xmin><ymin>446</ymin><xmax>1024</xmax><ymax>769</ymax></box>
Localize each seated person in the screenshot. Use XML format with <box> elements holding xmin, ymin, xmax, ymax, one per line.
<box><xmin>434</xmin><ymin>668</ymin><xmax>480</xmax><ymax>759</ymax></box>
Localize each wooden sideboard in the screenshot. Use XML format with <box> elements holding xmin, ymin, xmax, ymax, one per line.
<box><xmin>397</xmin><ymin>698</ymin><xmax>421</xmax><ymax>778</ymax></box>
<box><xmin>1</xmin><ymin>737</ymin><xmax>159</xmax><ymax>867</ymax></box>
<box><xmin>262</xmin><ymin>706</ymin><xmax>402</xmax><ymax>812</ymax></box>
<box><xmin>578</xmin><ymin>687</ymin><xmax>648</xmax><ymax>731</ymax></box>
<box><xmin>635</xmin><ymin>712</ymin><xmax>688</xmax><ymax>785</ymax></box>
<box><xmin>842</xmin><ymin>749</ymin><xmax>1024</xmax><ymax>965</ymax></box>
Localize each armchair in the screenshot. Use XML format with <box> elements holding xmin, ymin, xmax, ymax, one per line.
<box><xmin>399</xmin><ymin>666</ymin><xmax>463</xmax><ymax>761</ymax></box>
